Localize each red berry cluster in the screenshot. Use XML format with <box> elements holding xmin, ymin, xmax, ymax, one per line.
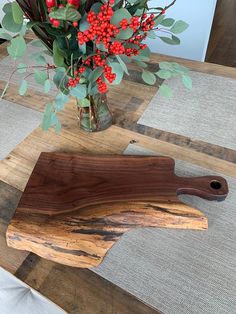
<box><xmin>46</xmin><ymin>0</ymin><xmax>80</xmax><ymax>28</ymax></box>
<box><xmin>141</xmin><ymin>13</ymin><xmax>155</xmax><ymax>31</ymax></box>
<box><xmin>109</xmin><ymin>41</ymin><xmax>125</xmax><ymax>55</ymax></box>
<box><xmin>103</xmin><ymin>65</ymin><xmax>116</xmax><ymax>84</ymax></box>
<box><xmin>97</xmin><ymin>77</ymin><xmax>107</xmax><ymax>93</ymax></box>
<box><xmin>67</xmin><ymin>66</ymin><xmax>86</xmax><ymax>87</ymax></box>
<box><xmin>78</xmin><ymin>3</ymin><xmax>119</xmax><ymax>47</ymax></box>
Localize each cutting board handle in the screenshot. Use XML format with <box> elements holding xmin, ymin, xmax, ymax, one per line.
<box><xmin>176</xmin><ymin>175</ymin><xmax>228</xmax><ymax>201</ymax></box>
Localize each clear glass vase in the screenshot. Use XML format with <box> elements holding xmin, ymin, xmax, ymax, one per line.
<box><xmin>77</xmin><ymin>94</ymin><xmax>113</xmax><ymax>132</ymax></box>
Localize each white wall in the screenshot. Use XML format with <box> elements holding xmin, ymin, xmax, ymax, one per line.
<box><xmin>0</xmin><ymin>1</ymin><xmax>8</xmax><ymax>22</ymax></box>
<box><xmin>147</xmin><ymin>0</ymin><xmax>217</xmax><ymax>61</ymax></box>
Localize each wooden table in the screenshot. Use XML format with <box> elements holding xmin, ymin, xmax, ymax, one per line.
<box><xmin>0</xmin><ymin>36</ymin><xmax>236</xmax><ymax>313</ymax></box>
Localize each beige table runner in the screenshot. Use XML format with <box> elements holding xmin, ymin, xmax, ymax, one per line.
<box><xmin>94</xmin><ymin>144</ymin><xmax>236</xmax><ymax>314</ymax></box>
<box><xmin>138</xmin><ymin>71</ymin><xmax>236</xmax><ymax>150</ymax></box>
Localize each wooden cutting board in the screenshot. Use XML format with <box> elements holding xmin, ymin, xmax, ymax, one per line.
<box><xmin>7</xmin><ymin>153</ymin><xmax>228</xmax><ymax>268</ymax></box>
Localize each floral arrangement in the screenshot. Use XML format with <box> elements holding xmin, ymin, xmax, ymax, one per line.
<box><xmin>0</xmin><ymin>0</ymin><xmax>191</xmax><ymax>132</ymax></box>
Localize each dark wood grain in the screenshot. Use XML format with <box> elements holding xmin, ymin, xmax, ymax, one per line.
<box><xmin>7</xmin><ymin>153</ymin><xmax>228</xmax><ymax>268</ymax></box>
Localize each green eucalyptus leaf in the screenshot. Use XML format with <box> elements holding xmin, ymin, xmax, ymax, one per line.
<box><xmin>49</xmin><ymin>7</ymin><xmax>81</xmax><ymax>22</ymax></box>
<box><xmin>147</xmin><ymin>30</ymin><xmax>157</xmax><ymax>39</ymax></box>
<box><xmin>154</xmin><ymin>15</ymin><xmax>165</xmax><ymax>27</ymax></box>
<box><xmin>12</xmin><ymin>1</ymin><xmax>24</xmax><ymax>25</ymax></box>
<box><xmin>111</xmin><ymin>8</ymin><xmax>132</xmax><ymax>26</ymax></box>
<box><xmin>2</xmin><ymin>12</ymin><xmax>23</xmax><ymax>33</ymax></box>
<box><xmin>3</xmin><ymin>3</ymin><xmax>12</xmax><ymax>13</ymax></box>
<box><xmin>77</xmin><ymin>98</ymin><xmax>90</xmax><ymax>108</ymax></box>
<box><xmin>34</xmin><ymin>69</ymin><xmax>48</xmax><ymax>85</ymax></box>
<box><xmin>53</xmin><ymin>40</ymin><xmax>65</xmax><ymax>67</ymax></box>
<box><xmin>79</xmin><ymin>14</ymin><xmax>90</xmax><ymax>31</ymax></box>
<box><xmin>90</xmin><ymin>3</ymin><xmax>103</xmax><ymax>13</ymax></box>
<box><xmin>7</xmin><ymin>36</ymin><xmax>26</xmax><ymax>59</ymax></box>
<box><xmin>107</xmin><ymin>62</ymin><xmax>124</xmax><ymax>85</ymax></box>
<box><xmin>159</xmin><ymin>84</ymin><xmax>173</xmax><ymax>97</ymax></box>
<box><xmin>116</xmin><ymin>55</ymin><xmax>129</xmax><ymax>75</ymax></box>
<box><xmin>42</xmin><ymin>103</ymin><xmax>53</xmax><ymax>131</ymax></box>
<box><xmin>0</xmin><ymin>28</ymin><xmax>12</xmax><ymax>40</ymax></box>
<box><xmin>70</xmin><ymin>84</ymin><xmax>87</xmax><ymax>99</ymax></box>
<box><xmin>135</xmin><ymin>60</ymin><xmax>148</xmax><ymax>68</ymax></box>
<box><xmin>89</xmin><ymin>67</ymin><xmax>103</xmax><ymax>82</ymax></box>
<box><xmin>142</xmin><ymin>70</ymin><xmax>156</xmax><ymax>85</ymax></box>
<box><xmin>170</xmin><ymin>20</ymin><xmax>189</xmax><ymax>34</ymax></box>
<box><xmin>160</xmin><ymin>18</ymin><xmax>175</xmax><ymax>27</ymax></box>
<box><xmin>155</xmin><ymin>69</ymin><xmax>172</xmax><ymax>79</ymax></box>
<box><xmin>31</xmin><ymin>40</ymin><xmax>45</xmax><ymax>48</ymax></box>
<box><xmin>159</xmin><ymin>35</ymin><xmax>180</xmax><ymax>45</ymax></box>
<box><xmin>19</xmin><ymin>80</ymin><xmax>28</xmax><ymax>96</ymax></box>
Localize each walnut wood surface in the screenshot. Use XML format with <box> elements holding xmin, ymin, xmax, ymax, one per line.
<box><xmin>7</xmin><ymin>153</ymin><xmax>228</xmax><ymax>268</ymax></box>
<box><xmin>0</xmin><ymin>34</ymin><xmax>234</xmax><ymax>311</ymax></box>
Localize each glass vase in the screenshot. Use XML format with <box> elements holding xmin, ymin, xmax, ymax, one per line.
<box><xmin>77</xmin><ymin>94</ymin><xmax>113</xmax><ymax>132</ymax></box>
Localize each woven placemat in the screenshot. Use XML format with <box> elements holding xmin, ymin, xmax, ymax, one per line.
<box><xmin>138</xmin><ymin>71</ymin><xmax>236</xmax><ymax>150</ymax></box>
<box><xmin>94</xmin><ymin>144</ymin><xmax>236</xmax><ymax>314</ymax></box>
<box><xmin>0</xmin><ymin>99</ymin><xmax>42</xmax><ymax>160</ymax></box>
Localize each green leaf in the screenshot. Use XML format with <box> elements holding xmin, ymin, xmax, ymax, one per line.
<box><xmin>160</xmin><ymin>18</ymin><xmax>175</xmax><ymax>27</ymax></box>
<box><xmin>142</xmin><ymin>70</ymin><xmax>156</xmax><ymax>85</ymax></box>
<box><xmin>44</xmin><ymin>79</ymin><xmax>51</xmax><ymax>93</ymax></box>
<box><xmin>159</xmin><ymin>84</ymin><xmax>173</xmax><ymax>97</ymax></box>
<box><xmin>2</xmin><ymin>11</ymin><xmax>23</xmax><ymax>33</ymax></box>
<box><xmin>30</xmin><ymin>40</ymin><xmax>45</xmax><ymax>48</ymax></box>
<box><xmin>53</xmin><ymin>40</ymin><xmax>64</xmax><ymax>67</ymax></box>
<box><xmin>107</xmin><ymin>62</ymin><xmax>124</xmax><ymax>85</ymax></box>
<box><xmin>0</xmin><ymin>28</ymin><xmax>12</xmax><ymax>40</ymax></box>
<box><xmin>79</xmin><ymin>14</ymin><xmax>90</xmax><ymax>31</ymax></box>
<box><xmin>116</xmin><ymin>55</ymin><xmax>129</xmax><ymax>75</ymax></box>
<box><xmin>53</xmin><ymin>67</ymin><xmax>69</xmax><ymax>94</ymax></box>
<box><xmin>42</xmin><ymin>103</ymin><xmax>53</xmax><ymax>131</ymax></box>
<box><xmin>12</xmin><ymin>2</ymin><xmax>24</xmax><ymax>25</ymax></box>
<box><xmin>90</xmin><ymin>3</ymin><xmax>103</xmax><ymax>13</ymax></box>
<box><xmin>170</xmin><ymin>20</ymin><xmax>189</xmax><ymax>34</ymax></box>
<box><xmin>147</xmin><ymin>30</ymin><xmax>157</xmax><ymax>39</ymax></box>
<box><xmin>154</xmin><ymin>15</ymin><xmax>165</xmax><ymax>27</ymax></box>
<box><xmin>135</xmin><ymin>60</ymin><xmax>148</xmax><ymax>68</ymax></box>
<box><xmin>159</xmin><ymin>62</ymin><xmax>173</xmax><ymax>71</ymax></box>
<box><xmin>2</xmin><ymin>3</ymin><xmax>12</xmax><ymax>13</ymax></box>
<box><xmin>96</xmin><ymin>42</ymin><xmax>108</xmax><ymax>52</ymax></box>
<box><xmin>49</xmin><ymin>7</ymin><xmax>81</xmax><ymax>22</ymax></box>
<box><xmin>19</xmin><ymin>80</ymin><xmax>28</xmax><ymax>96</ymax></box>
<box><xmin>17</xmin><ymin>63</ymin><xmax>27</xmax><ymax>73</ymax></box>
<box><xmin>111</xmin><ymin>8</ymin><xmax>132</xmax><ymax>25</ymax></box>
<box><xmin>155</xmin><ymin>69</ymin><xmax>172</xmax><ymax>79</ymax></box>
<box><xmin>182</xmin><ymin>75</ymin><xmax>192</xmax><ymax>90</ymax></box>
<box><xmin>89</xmin><ymin>67</ymin><xmax>103</xmax><ymax>82</ymax></box>
<box><xmin>111</xmin><ymin>8</ymin><xmax>133</xmax><ymax>40</ymax></box>
<box><xmin>70</xmin><ymin>84</ymin><xmax>87</xmax><ymax>99</ymax></box>
<box><xmin>34</xmin><ymin>70</ymin><xmax>48</xmax><ymax>85</ymax></box>
<box><xmin>159</xmin><ymin>35</ymin><xmax>180</xmax><ymax>45</ymax></box>
<box><xmin>55</xmin><ymin>92</ymin><xmax>69</xmax><ymax>110</ymax></box>
<box><xmin>77</xmin><ymin>98</ymin><xmax>90</xmax><ymax>108</ymax></box>
<box><xmin>7</xmin><ymin>36</ymin><xmax>26</xmax><ymax>59</ymax></box>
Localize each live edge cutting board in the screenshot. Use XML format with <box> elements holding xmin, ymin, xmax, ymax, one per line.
<box><xmin>7</xmin><ymin>154</ymin><xmax>228</xmax><ymax>268</ymax></box>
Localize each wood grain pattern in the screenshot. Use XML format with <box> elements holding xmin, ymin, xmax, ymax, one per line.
<box><xmin>0</xmin><ymin>33</ymin><xmax>235</xmax><ymax>312</ymax></box>
<box><xmin>0</xmin><ymin>182</ymin><xmax>159</xmax><ymax>314</ymax></box>
<box><xmin>7</xmin><ymin>153</ymin><xmax>228</xmax><ymax>268</ymax></box>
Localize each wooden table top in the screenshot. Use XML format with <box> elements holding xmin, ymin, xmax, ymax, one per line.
<box><xmin>0</xmin><ymin>35</ymin><xmax>235</xmax><ymax>313</ymax></box>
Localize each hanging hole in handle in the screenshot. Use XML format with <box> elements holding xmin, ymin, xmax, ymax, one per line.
<box><xmin>210</xmin><ymin>180</ymin><xmax>222</xmax><ymax>190</ymax></box>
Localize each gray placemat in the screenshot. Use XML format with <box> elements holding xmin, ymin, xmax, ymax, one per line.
<box><xmin>138</xmin><ymin>71</ymin><xmax>236</xmax><ymax>150</ymax></box>
<box><xmin>0</xmin><ymin>99</ymin><xmax>42</xmax><ymax>160</ymax></box>
<box><xmin>0</xmin><ymin>43</ymin><xmax>57</xmax><ymax>95</ymax></box>
<box><xmin>94</xmin><ymin>144</ymin><xmax>236</xmax><ymax>314</ymax></box>
<box><xmin>0</xmin><ymin>266</ymin><xmax>66</xmax><ymax>314</ymax></box>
